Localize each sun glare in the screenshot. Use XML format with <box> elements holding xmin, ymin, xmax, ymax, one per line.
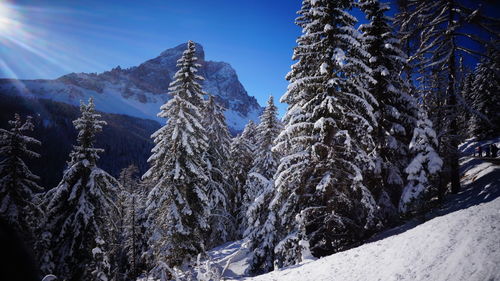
<box><xmin>0</xmin><ymin>0</ymin><xmax>21</xmax><ymax>37</ymax></box>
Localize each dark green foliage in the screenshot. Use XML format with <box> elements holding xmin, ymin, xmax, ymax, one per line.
<box><xmin>0</xmin><ymin>113</ymin><xmax>42</xmax><ymax>245</ymax></box>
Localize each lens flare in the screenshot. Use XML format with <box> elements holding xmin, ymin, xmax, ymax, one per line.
<box><xmin>0</xmin><ymin>0</ymin><xmax>107</xmax><ymax>79</ymax></box>
<box><xmin>0</xmin><ymin>0</ymin><xmax>157</xmax><ymax>80</ymax></box>
<box><xmin>0</xmin><ymin>0</ymin><xmax>22</xmax><ymax>38</ymax></box>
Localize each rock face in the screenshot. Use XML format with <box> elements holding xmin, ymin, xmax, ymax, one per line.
<box><xmin>0</xmin><ymin>42</ymin><xmax>262</xmax><ymax>132</ymax></box>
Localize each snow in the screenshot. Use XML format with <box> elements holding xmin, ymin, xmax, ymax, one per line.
<box><xmin>333</xmin><ymin>48</ymin><xmax>346</xmax><ymax>66</ymax></box>
<box><xmin>319</xmin><ymin>63</ymin><xmax>328</xmax><ymax>75</ymax></box>
<box><xmin>41</xmin><ymin>275</ymin><xmax>58</xmax><ymax>281</ymax></box>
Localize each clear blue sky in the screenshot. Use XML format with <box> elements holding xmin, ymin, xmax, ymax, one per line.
<box><xmin>1</xmin><ymin>0</ymin><xmax>308</xmax><ymax>114</ymax></box>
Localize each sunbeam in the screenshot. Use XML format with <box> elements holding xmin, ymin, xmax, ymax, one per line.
<box><xmin>0</xmin><ymin>0</ymin><xmax>112</xmax><ymax>79</ymax></box>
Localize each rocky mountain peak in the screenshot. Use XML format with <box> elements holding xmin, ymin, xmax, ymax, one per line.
<box><xmin>0</xmin><ymin>42</ymin><xmax>262</xmax><ymax>133</ymax></box>
<box><xmin>159</xmin><ymin>42</ymin><xmax>205</xmax><ymax>62</ymax></box>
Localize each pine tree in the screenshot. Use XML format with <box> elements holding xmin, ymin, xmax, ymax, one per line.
<box><xmin>142</xmin><ymin>41</ymin><xmax>210</xmax><ymax>272</ymax></box>
<box><xmin>203</xmin><ymin>95</ymin><xmax>233</xmax><ymax>247</ymax></box>
<box><xmin>111</xmin><ymin>165</ymin><xmax>136</xmax><ymax>281</ymax></box>
<box><xmin>228</xmin><ymin>120</ymin><xmax>257</xmax><ymax>235</ymax></box>
<box><xmin>244</xmin><ymin>96</ymin><xmax>282</xmax><ymax>274</ymax></box>
<box><xmin>115</xmin><ymin>164</ymin><xmax>148</xmax><ymax>280</ymax></box>
<box><xmin>458</xmin><ymin>71</ymin><xmax>474</xmax><ymax>139</ymax></box>
<box><xmin>358</xmin><ymin>0</ymin><xmax>419</xmax><ymax>221</ymax></box>
<box><xmin>469</xmin><ymin>48</ymin><xmax>500</xmax><ymax>140</ymax></box>
<box><xmin>0</xmin><ymin>114</ymin><xmax>42</xmax><ymax>242</ymax></box>
<box><xmin>42</xmin><ymin>97</ymin><xmax>119</xmax><ymax>281</ymax></box>
<box><xmin>243</xmin><ymin>96</ymin><xmax>282</xmax><ymax>220</ymax></box>
<box><xmin>393</xmin><ymin>0</ymin><xmax>421</xmax><ymax>79</ymax></box>
<box><xmin>399</xmin><ymin>108</ymin><xmax>443</xmax><ymax>214</ymax></box>
<box><xmin>262</xmin><ymin>0</ymin><xmax>379</xmax><ymax>272</ymax></box>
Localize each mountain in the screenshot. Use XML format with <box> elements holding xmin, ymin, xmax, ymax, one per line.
<box><xmin>0</xmin><ymin>42</ymin><xmax>262</xmax><ymax>133</ymax></box>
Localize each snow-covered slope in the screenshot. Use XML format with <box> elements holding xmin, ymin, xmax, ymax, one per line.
<box><xmin>249</xmin><ymin>199</ymin><xmax>499</xmax><ymax>280</ymax></box>
<box><xmin>243</xmin><ymin>154</ymin><xmax>500</xmax><ymax>281</ymax></box>
<box><xmin>0</xmin><ymin>43</ymin><xmax>262</xmax><ymax>132</ymax></box>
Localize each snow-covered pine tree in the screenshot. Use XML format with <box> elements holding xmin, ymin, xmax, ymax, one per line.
<box><xmin>142</xmin><ymin>41</ymin><xmax>210</xmax><ymax>272</ymax></box>
<box><xmin>358</xmin><ymin>0</ymin><xmax>419</xmax><ymax>221</ymax></box>
<box><xmin>243</xmin><ymin>96</ymin><xmax>282</xmax><ymax>222</ymax></box>
<box><xmin>469</xmin><ymin>48</ymin><xmax>500</xmax><ymax>140</ymax></box>
<box><xmin>399</xmin><ymin>108</ymin><xmax>443</xmax><ymax>214</ymax></box>
<box><xmin>0</xmin><ymin>114</ymin><xmax>42</xmax><ymax>243</ymax></box>
<box><xmin>42</xmin><ymin>97</ymin><xmax>119</xmax><ymax>281</ymax></box>
<box><xmin>244</xmin><ymin>96</ymin><xmax>282</xmax><ymax>274</ymax></box>
<box><xmin>202</xmin><ymin>95</ymin><xmax>233</xmax><ymax>247</ymax></box>
<box><xmin>116</xmin><ymin>164</ymin><xmax>148</xmax><ymax>280</ymax></box>
<box><xmin>228</xmin><ymin>120</ymin><xmax>257</xmax><ymax>236</ymax></box>
<box><xmin>399</xmin><ymin>0</ymin><xmax>500</xmax><ymax>195</ymax></box>
<box><xmin>265</xmin><ymin>0</ymin><xmax>379</xmax><ymax>272</ymax></box>
<box><xmin>111</xmin><ymin>165</ymin><xmax>137</xmax><ymax>280</ymax></box>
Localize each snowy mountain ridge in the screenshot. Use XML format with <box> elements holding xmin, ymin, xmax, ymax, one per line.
<box><xmin>0</xmin><ymin>42</ymin><xmax>262</xmax><ymax>132</ymax></box>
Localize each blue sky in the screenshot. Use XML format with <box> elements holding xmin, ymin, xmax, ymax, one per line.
<box><xmin>1</xmin><ymin>0</ymin><xmax>308</xmax><ymax>114</ymax></box>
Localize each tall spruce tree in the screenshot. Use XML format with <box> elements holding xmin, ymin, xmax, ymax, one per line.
<box><xmin>42</xmin><ymin>97</ymin><xmax>119</xmax><ymax>281</ymax></box>
<box><xmin>142</xmin><ymin>41</ymin><xmax>210</xmax><ymax>272</ymax></box>
<box><xmin>244</xmin><ymin>96</ymin><xmax>282</xmax><ymax>274</ymax></box>
<box><xmin>358</xmin><ymin>0</ymin><xmax>419</xmax><ymax>221</ymax></box>
<box><xmin>229</xmin><ymin>120</ymin><xmax>257</xmax><ymax>235</ymax></box>
<box><xmin>115</xmin><ymin>164</ymin><xmax>148</xmax><ymax>280</ymax></box>
<box><xmin>243</xmin><ymin>96</ymin><xmax>282</xmax><ymax>222</ymax></box>
<box><xmin>260</xmin><ymin>0</ymin><xmax>379</xmax><ymax>272</ymax></box>
<box><xmin>203</xmin><ymin>95</ymin><xmax>233</xmax><ymax>247</ymax></box>
<box><xmin>0</xmin><ymin>114</ymin><xmax>42</xmax><ymax>242</ymax></box>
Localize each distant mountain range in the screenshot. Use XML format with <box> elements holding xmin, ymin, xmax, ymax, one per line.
<box><xmin>0</xmin><ymin>42</ymin><xmax>262</xmax><ymax>133</ymax></box>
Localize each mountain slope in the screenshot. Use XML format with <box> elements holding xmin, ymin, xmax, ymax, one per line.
<box><xmin>0</xmin><ymin>42</ymin><xmax>261</xmax><ymax>133</ymax></box>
